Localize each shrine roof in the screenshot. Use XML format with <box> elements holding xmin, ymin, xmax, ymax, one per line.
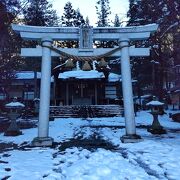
<box><xmin>58</xmin><ymin>70</ymin><xmax>136</xmax><ymax>83</ymax></box>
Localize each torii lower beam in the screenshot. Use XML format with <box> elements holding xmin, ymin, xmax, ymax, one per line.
<box><xmin>21</xmin><ymin>47</ymin><xmax>150</xmax><ymax>57</ymax></box>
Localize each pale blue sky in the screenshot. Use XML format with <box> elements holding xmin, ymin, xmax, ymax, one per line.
<box><xmin>49</xmin><ymin>0</ymin><xmax>129</xmax><ymax>26</ymax></box>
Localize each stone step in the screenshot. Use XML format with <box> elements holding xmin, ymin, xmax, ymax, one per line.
<box><xmin>49</xmin><ymin>105</ymin><xmax>124</xmax><ymax>118</ymax></box>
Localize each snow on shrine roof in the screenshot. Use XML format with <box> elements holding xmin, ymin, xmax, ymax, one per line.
<box><xmin>15</xmin><ymin>71</ymin><xmax>54</xmax><ymax>82</ymax></box>
<box><xmin>58</xmin><ymin>71</ymin><xmax>137</xmax><ymax>82</ymax></box>
<box><xmin>108</xmin><ymin>73</ymin><xmax>137</xmax><ymax>83</ymax></box>
<box><xmin>175</xmin><ymin>89</ymin><xmax>180</xmax><ymax>93</ymax></box>
<box><xmin>140</xmin><ymin>94</ymin><xmax>152</xmax><ymax>99</ymax></box>
<box><xmin>175</xmin><ymin>64</ymin><xmax>180</xmax><ymax>66</ymax></box>
<box><xmin>5</xmin><ymin>102</ymin><xmax>25</xmax><ymax>107</ymax></box>
<box><xmin>58</xmin><ymin>70</ymin><xmax>104</xmax><ymax>79</ymax></box>
<box><xmin>15</xmin><ymin>71</ymin><xmax>41</xmax><ymax>79</ymax></box>
<box><xmin>146</xmin><ymin>100</ymin><xmax>164</xmax><ymax>106</ymax></box>
<box><xmin>108</xmin><ymin>73</ymin><xmax>121</xmax><ymax>82</ymax></box>
<box><xmin>150</xmin><ymin>60</ymin><xmax>160</xmax><ymax>64</ymax></box>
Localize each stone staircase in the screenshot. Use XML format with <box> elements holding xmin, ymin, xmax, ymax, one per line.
<box><xmin>49</xmin><ymin>105</ymin><xmax>124</xmax><ymax>119</ymax></box>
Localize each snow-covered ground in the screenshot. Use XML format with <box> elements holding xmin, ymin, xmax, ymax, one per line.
<box><xmin>0</xmin><ymin>110</ymin><xmax>180</xmax><ymax>180</ymax></box>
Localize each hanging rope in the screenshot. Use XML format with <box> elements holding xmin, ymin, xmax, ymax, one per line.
<box><xmin>41</xmin><ymin>44</ymin><xmax>129</xmax><ymax>61</ymax></box>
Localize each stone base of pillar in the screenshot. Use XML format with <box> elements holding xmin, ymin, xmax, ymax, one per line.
<box><xmin>31</xmin><ymin>137</ymin><xmax>54</xmax><ymax>147</ymax></box>
<box><xmin>120</xmin><ymin>134</ymin><xmax>143</xmax><ymax>143</ymax></box>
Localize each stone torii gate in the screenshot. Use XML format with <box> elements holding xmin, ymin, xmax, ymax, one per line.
<box><xmin>12</xmin><ymin>23</ymin><xmax>158</xmax><ymax>146</ymax></box>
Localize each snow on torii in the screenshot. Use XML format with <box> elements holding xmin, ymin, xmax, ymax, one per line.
<box><xmin>12</xmin><ymin>23</ymin><xmax>158</xmax><ymax>146</ymax></box>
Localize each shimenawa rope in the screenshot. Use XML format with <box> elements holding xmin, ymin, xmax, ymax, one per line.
<box><xmin>41</xmin><ymin>44</ymin><xmax>129</xmax><ymax>61</ymax></box>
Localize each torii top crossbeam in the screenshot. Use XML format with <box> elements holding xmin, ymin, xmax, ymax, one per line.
<box><xmin>12</xmin><ymin>23</ymin><xmax>158</xmax><ymax>41</ymax></box>
<box><xmin>12</xmin><ymin>24</ymin><xmax>158</xmax><ymax>59</ymax></box>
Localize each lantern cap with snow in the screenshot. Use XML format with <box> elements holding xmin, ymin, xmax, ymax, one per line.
<box><xmin>5</xmin><ymin>97</ymin><xmax>25</xmax><ymax>112</ymax></box>
<box><xmin>146</xmin><ymin>99</ymin><xmax>166</xmax><ymax>134</ymax></box>
<box><xmin>146</xmin><ymin>97</ymin><xmax>164</xmax><ymax>114</ymax></box>
<box><xmin>33</xmin><ymin>98</ymin><xmax>40</xmax><ymax>102</ymax></box>
<box><xmin>4</xmin><ymin>97</ymin><xmax>24</xmax><ymax>136</ymax></box>
<box><xmin>5</xmin><ymin>102</ymin><xmax>25</xmax><ymax>108</ymax></box>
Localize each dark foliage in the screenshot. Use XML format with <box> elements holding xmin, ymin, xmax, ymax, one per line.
<box><xmin>127</xmin><ymin>0</ymin><xmax>180</xmax><ymax>98</ymax></box>
<box><xmin>0</xmin><ymin>0</ymin><xmax>23</xmax><ymax>95</ymax></box>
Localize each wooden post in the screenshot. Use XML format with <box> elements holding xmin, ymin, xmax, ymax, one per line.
<box><xmin>66</xmin><ymin>83</ymin><xmax>69</xmax><ymax>105</ymax></box>
<box><xmin>95</xmin><ymin>82</ymin><xmax>98</xmax><ymax>105</ymax></box>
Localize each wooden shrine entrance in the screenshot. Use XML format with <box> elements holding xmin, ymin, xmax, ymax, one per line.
<box><xmin>55</xmin><ymin>80</ymin><xmax>104</xmax><ymax>106</ymax></box>
<box><xmin>12</xmin><ymin>23</ymin><xmax>158</xmax><ymax>146</ymax></box>
<box><xmin>66</xmin><ymin>82</ymin><xmax>95</xmax><ymax>105</ymax></box>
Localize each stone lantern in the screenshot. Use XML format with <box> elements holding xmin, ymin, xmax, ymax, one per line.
<box><xmin>146</xmin><ymin>99</ymin><xmax>166</xmax><ymax>134</ymax></box>
<box><xmin>4</xmin><ymin>97</ymin><xmax>25</xmax><ymax>136</ymax></box>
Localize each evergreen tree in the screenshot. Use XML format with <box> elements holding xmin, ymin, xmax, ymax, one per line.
<box><xmin>22</xmin><ymin>0</ymin><xmax>59</xmax><ymax>97</ymax></box>
<box><xmin>61</xmin><ymin>3</ymin><xmax>85</xmax><ymax>49</ymax></box>
<box><xmin>95</xmin><ymin>0</ymin><xmax>114</xmax><ymax>48</ymax></box>
<box><xmin>127</xmin><ymin>0</ymin><xmax>180</xmax><ymax>99</ymax></box>
<box><xmin>114</xmin><ymin>14</ymin><xmax>121</xmax><ymax>27</ymax></box>
<box><xmin>0</xmin><ymin>0</ymin><xmax>22</xmax><ymax>95</ymax></box>
<box><xmin>61</xmin><ymin>2</ymin><xmax>85</xmax><ymax>27</ymax></box>
<box><xmin>127</xmin><ymin>0</ymin><xmax>142</xmax><ymax>26</ymax></box>
<box><xmin>23</xmin><ymin>0</ymin><xmax>59</xmax><ymax>26</ymax></box>
<box><xmin>73</xmin><ymin>8</ymin><xmax>85</xmax><ymax>27</ymax></box>
<box><xmin>61</xmin><ymin>2</ymin><xmax>76</xmax><ymax>27</ymax></box>
<box><xmin>96</xmin><ymin>0</ymin><xmax>111</xmax><ymax>27</ymax></box>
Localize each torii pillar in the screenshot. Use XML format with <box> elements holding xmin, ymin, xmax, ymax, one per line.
<box><xmin>32</xmin><ymin>37</ymin><xmax>54</xmax><ymax>146</ymax></box>
<box><xmin>120</xmin><ymin>38</ymin><xmax>141</xmax><ymax>142</ymax></box>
